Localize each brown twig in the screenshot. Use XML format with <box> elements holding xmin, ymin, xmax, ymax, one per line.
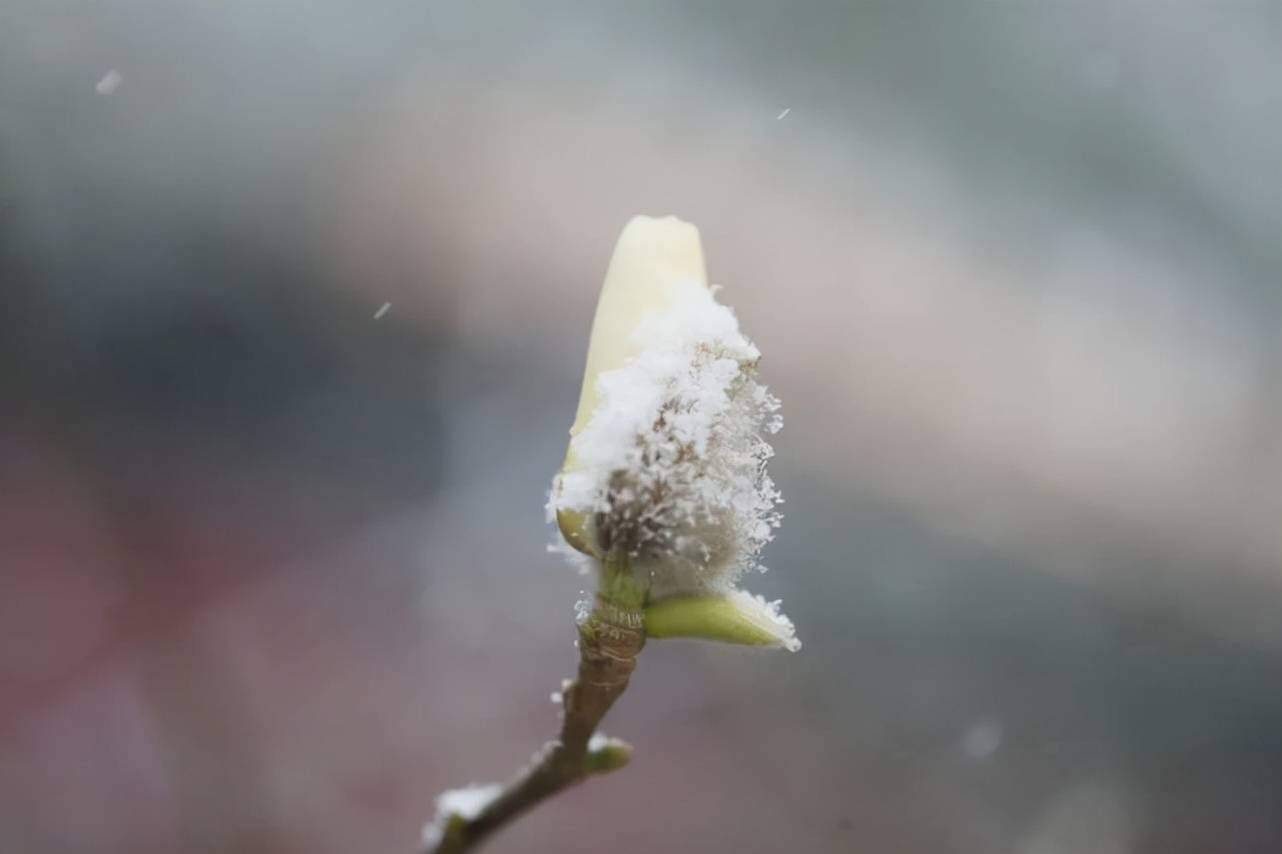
<box><xmin>422</xmin><ymin>596</ymin><xmax>646</xmax><ymax>854</ymax></box>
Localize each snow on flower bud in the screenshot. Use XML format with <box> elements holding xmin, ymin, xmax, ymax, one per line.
<box><xmin>548</xmin><ymin>215</ymin><xmax>798</xmax><ymax>651</ymax></box>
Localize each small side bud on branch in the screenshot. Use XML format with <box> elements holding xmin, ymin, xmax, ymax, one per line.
<box><xmin>643</xmin><ymin>590</ymin><xmax>800</xmax><ymax>651</ymax></box>
<box><xmin>583</xmin><ymin>734</ymin><xmax>633</xmax><ymax>775</ymax></box>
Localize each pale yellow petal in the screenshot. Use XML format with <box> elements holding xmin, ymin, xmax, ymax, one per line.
<box><xmin>567</xmin><ymin>215</ymin><xmax>708</xmax><ymax>443</ymax></box>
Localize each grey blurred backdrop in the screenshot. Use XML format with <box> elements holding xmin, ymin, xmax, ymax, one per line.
<box><xmin>2</xmin><ymin>2</ymin><xmax>1281</xmax><ymax>852</ymax></box>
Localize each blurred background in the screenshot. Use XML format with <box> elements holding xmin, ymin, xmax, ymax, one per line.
<box><xmin>2</xmin><ymin>2</ymin><xmax>1281</xmax><ymax>852</ymax></box>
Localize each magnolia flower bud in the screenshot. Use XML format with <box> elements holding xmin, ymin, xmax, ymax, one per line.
<box><xmin>549</xmin><ymin>216</ymin><xmax>798</xmax><ymax>652</ymax></box>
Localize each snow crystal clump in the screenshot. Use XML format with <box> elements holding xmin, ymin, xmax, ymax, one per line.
<box><xmin>550</xmin><ymin>282</ymin><xmax>782</xmax><ymax>599</ymax></box>
<box><xmin>727</xmin><ymin>590</ymin><xmax>801</xmax><ymax>653</ymax></box>
<box><xmin>421</xmin><ymin>784</ymin><xmax>502</xmax><ymax>847</ymax></box>
<box><xmin>437</xmin><ymin>784</ymin><xmax>501</xmax><ymax>819</ymax></box>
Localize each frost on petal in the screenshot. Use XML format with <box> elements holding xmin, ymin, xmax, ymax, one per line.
<box><xmin>550</xmin><ymin>278</ymin><xmax>783</xmax><ymax>597</ymax></box>
<box><xmin>723</xmin><ymin>590</ymin><xmax>801</xmax><ymax>652</ymax></box>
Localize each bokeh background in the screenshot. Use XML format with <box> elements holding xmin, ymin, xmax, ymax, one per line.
<box><xmin>3</xmin><ymin>2</ymin><xmax>1281</xmax><ymax>852</ymax></box>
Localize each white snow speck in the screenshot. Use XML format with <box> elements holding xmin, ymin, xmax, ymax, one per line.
<box><xmin>963</xmin><ymin>719</ymin><xmax>1003</xmax><ymax>760</ymax></box>
<box><xmin>775</xmin><ymin>107</ymin><xmax>791</xmax><ymax>120</ymax></box>
<box><xmin>96</xmin><ymin>70</ymin><xmax>122</xmax><ymax>95</ymax></box>
<box><xmin>437</xmin><ymin>784</ymin><xmax>501</xmax><ymax>820</ymax></box>
<box><xmin>587</xmin><ymin>732</ymin><xmax>621</xmax><ymax>752</ymax></box>
<box><xmin>373</xmin><ymin>302</ymin><xmax>392</xmax><ymax>319</ymax></box>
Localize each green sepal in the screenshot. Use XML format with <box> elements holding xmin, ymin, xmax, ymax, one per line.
<box><xmin>642</xmin><ymin>591</ymin><xmax>800</xmax><ymax>651</ymax></box>
<box><xmin>594</xmin><ymin>550</ymin><xmax>649</xmax><ymax>612</ymax></box>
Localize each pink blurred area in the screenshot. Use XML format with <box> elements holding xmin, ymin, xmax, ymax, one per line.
<box><xmin>0</xmin><ymin>428</ymin><xmax>854</xmax><ymax>854</ymax></box>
